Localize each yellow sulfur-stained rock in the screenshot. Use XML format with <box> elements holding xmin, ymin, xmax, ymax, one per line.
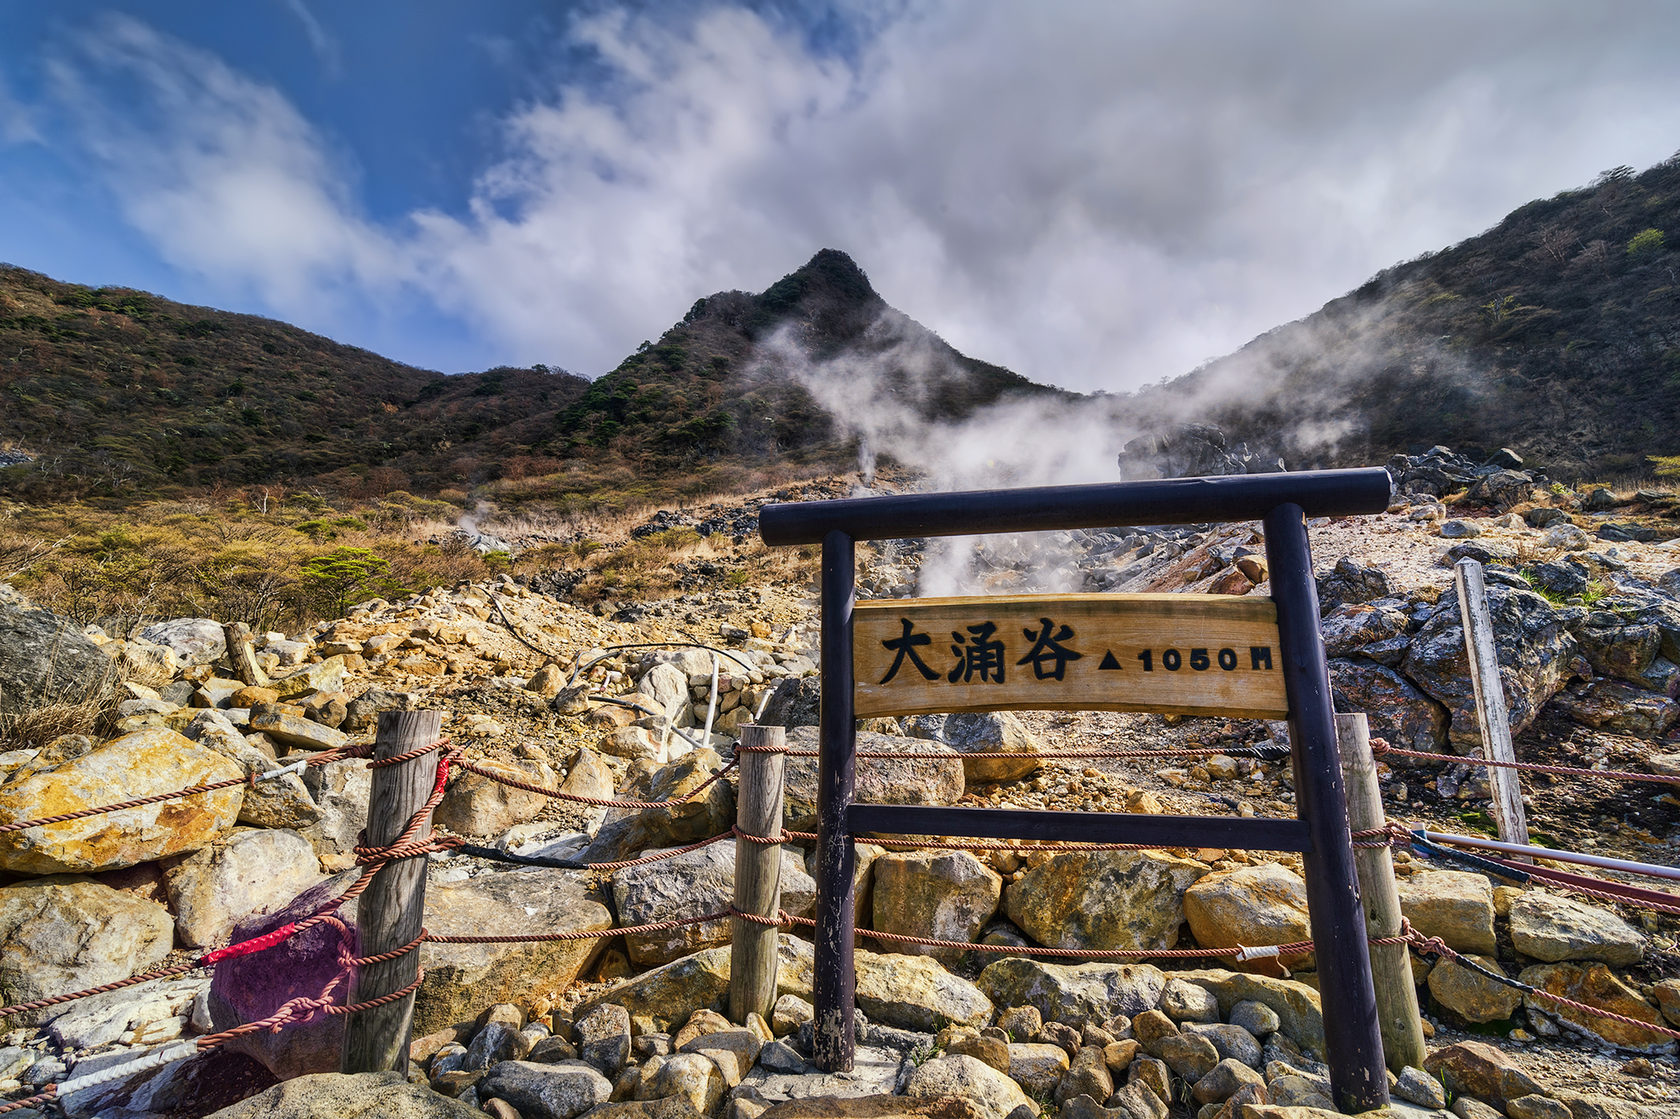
<box><xmin>0</xmin><ymin>727</ymin><xmax>244</xmax><ymax>874</ymax></box>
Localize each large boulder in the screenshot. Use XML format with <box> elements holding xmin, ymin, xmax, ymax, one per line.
<box><xmin>580</xmin><ymin>748</ymin><xmax>736</xmax><ymax>864</ymax></box>
<box><xmin>0</xmin><ymin>727</ymin><xmax>244</xmax><ymax>874</ymax></box>
<box><xmin>782</xmin><ymin>728</ymin><xmax>964</xmax><ymax>833</ymax></box>
<box><xmin>854</xmin><ymin>948</ymin><xmax>993</xmax><ymax>1030</ymax></box>
<box><xmin>904</xmin><ymin>711</ymin><xmax>1044</xmax><ymax>784</ymax></box>
<box><xmin>1519</xmin><ymin>963</ymin><xmax>1672</xmax><ymax>1051</ymax></box>
<box><xmin>1550</xmin><ymin>680</ymin><xmax>1679</xmax><ymax>736</ymax></box>
<box><xmin>1401</xmin><ymin>586</ymin><xmax>1577</xmax><ymax>750</ymax></box>
<box><xmin>434</xmin><ymin>755</ymin><xmax>558</xmax><ymax>837</ymax></box>
<box><xmin>163</xmin><ymin>827</ymin><xmax>324</xmax><ymax>948</ymax></box>
<box><xmin>1508</xmin><ymin>892</ymin><xmax>1644</xmax><ymax>966</ymax></box>
<box><xmin>637</xmin><ymin>662</ymin><xmax>695</xmax><ymax>728</ymax></box>
<box><xmin>0</xmin><ymin>601</ymin><xmax>116</xmax><ymax>716</ymax></box>
<box><xmin>871</xmin><ymin>850</ymin><xmax>1002</xmax><ymax>963</ymax></box>
<box><xmin>1182</xmin><ymin>863</ymin><xmax>1313</xmax><ymax>973</ymax></box>
<box><xmin>417</xmin><ymin>866</ymin><xmax>615</xmax><ymax>1033</ymax></box>
<box><xmin>611</xmin><ymin>839</ymin><xmax>816</xmax><ymax>964</ymax></box>
<box><xmin>210</xmin><ymin>866</ymin><xmax>611</xmax><ymax>1077</ymax></box>
<box><xmin>137</xmin><ymin>618</ymin><xmax>227</xmax><ymax>668</ymax></box>
<box><xmin>1329</xmin><ymin>659</ymin><xmax>1449</xmax><ymax>752</ymax></box>
<box><xmin>975</xmin><ymin>958</ymin><xmax>1165</xmax><ymax>1026</ymax></box>
<box><xmin>1396</xmin><ymin>870</ymin><xmax>1497</xmax><ymax>955</ymax></box>
<box><xmin>0</xmin><ymin>876</ymin><xmax>173</xmax><ymax>1025</ymax></box>
<box><xmin>573</xmin><ymin>934</ymin><xmax>814</xmax><ymax>1034</ymax></box>
<box><xmin>202</xmin><ymin>1071</ymin><xmax>479</xmax><ymax>1118</ymax></box>
<box><xmin>904</xmin><ymin>1054</ymin><xmax>1039</xmax><ymax>1119</ymax></box>
<box><xmin>1003</xmin><ymin>850</ymin><xmax>1205</xmax><ymax>952</ymax></box>
<box><xmin>1170</xmin><ymin>969</ymin><xmax>1325</xmax><ymax>1058</ymax></box>
<box><xmin>1427</xmin><ymin>953</ymin><xmax>1523</xmax><ymax>1024</ymax></box>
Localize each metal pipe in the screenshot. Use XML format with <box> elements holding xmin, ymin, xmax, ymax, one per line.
<box><xmin>1422</xmin><ymin>830</ymin><xmax>1680</xmax><ymax>883</ymax></box>
<box><xmin>759</xmin><ymin>468</ymin><xmax>1392</xmax><ymax>545</ymax></box>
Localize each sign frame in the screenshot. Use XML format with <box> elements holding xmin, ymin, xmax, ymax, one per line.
<box><xmin>758</xmin><ymin>467</ymin><xmax>1394</xmax><ymax>1113</ymax></box>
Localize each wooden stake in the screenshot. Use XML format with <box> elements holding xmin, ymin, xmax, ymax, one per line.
<box><xmin>341</xmin><ymin>710</ymin><xmax>442</xmax><ymax>1074</ymax></box>
<box><xmin>222</xmin><ymin>622</ymin><xmax>268</xmax><ymax>687</ymax></box>
<box><xmin>730</xmin><ymin>724</ymin><xmax>786</xmax><ymax>1024</ymax></box>
<box><xmin>1337</xmin><ymin>713</ymin><xmax>1427</xmax><ymax>1073</ymax></box>
<box><xmin>1454</xmin><ymin>559</ymin><xmax>1530</xmax><ymax>852</ymax></box>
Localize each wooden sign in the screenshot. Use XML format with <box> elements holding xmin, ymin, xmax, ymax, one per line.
<box><xmin>853</xmin><ymin>593</ymin><xmax>1287</xmax><ymax>719</ymax></box>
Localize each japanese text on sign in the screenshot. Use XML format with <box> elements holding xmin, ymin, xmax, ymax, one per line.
<box><xmin>853</xmin><ymin>593</ymin><xmax>1288</xmax><ymax>719</ymax></box>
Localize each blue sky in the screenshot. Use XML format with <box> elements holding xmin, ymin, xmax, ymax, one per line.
<box><xmin>3</xmin><ymin>2</ymin><xmax>1680</xmax><ymax>389</ymax></box>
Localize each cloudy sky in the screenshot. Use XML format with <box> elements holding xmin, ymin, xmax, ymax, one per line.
<box><xmin>2</xmin><ymin>1</ymin><xmax>1678</xmax><ymax>391</ymax></box>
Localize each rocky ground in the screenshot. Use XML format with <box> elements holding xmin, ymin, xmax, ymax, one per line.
<box><xmin>1</xmin><ymin>447</ymin><xmax>1678</xmax><ymax>1118</ymax></box>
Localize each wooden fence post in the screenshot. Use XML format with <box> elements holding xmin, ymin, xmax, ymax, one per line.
<box><xmin>1454</xmin><ymin>559</ymin><xmax>1530</xmax><ymax>852</ymax></box>
<box><xmin>730</xmin><ymin>724</ymin><xmax>786</xmax><ymax>1024</ymax></box>
<box><xmin>341</xmin><ymin>710</ymin><xmax>443</xmax><ymax>1073</ymax></box>
<box><xmin>1337</xmin><ymin>713</ymin><xmax>1427</xmax><ymax>1073</ymax></box>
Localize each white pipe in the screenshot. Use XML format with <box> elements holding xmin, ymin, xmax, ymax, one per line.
<box><xmin>702</xmin><ymin>656</ymin><xmax>720</xmax><ymax>745</ymax></box>
<box><xmin>1422</xmin><ymin>829</ymin><xmax>1680</xmax><ymax>882</ymax></box>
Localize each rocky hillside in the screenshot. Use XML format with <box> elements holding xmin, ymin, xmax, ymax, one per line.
<box><xmin>0</xmin><ymin>250</ymin><xmax>1057</xmax><ymax>502</ymax></box>
<box><xmin>1</xmin><ymin>452</ymin><xmax>1679</xmax><ymax>1115</ymax></box>
<box><xmin>1140</xmin><ymin>157</ymin><xmax>1680</xmax><ymax>477</ymax></box>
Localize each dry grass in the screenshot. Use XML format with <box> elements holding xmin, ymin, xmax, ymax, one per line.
<box><xmin>0</xmin><ymin>700</ymin><xmax>105</xmax><ymax>752</ymax></box>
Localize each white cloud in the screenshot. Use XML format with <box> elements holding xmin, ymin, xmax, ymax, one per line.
<box><xmin>47</xmin><ymin>15</ymin><xmax>400</xmax><ymax>319</ymax></box>
<box><xmin>43</xmin><ymin>3</ymin><xmax>1680</xmax><ymax>389</ymax></box>
<box><xmin>0</xmin><ymin>65</ymin><xmax>40</xmax><ymax>144</ymax></box>
<box><xmin>278</xmin><ymin>0</ymin><xmax>342</xmax><ymax>78</ymax></box>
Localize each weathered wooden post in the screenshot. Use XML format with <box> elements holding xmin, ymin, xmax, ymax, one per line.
<box><xmin>341</xmin><ymin>710</ymin><xmax>442</xmax><ymax>1073</ymax></box>
<box><xmin>1454</xmin><ymin>558</ymin><xmax>1530</xmax><ymax>852</ymax></box>
<box><xmin>730</xmin><ymin>724</ymin><xmax>787</xmax><ymax>1024</ymax></box>
<box><xmin>1337</xmin><ymin>713</ymin><xmax>1427</xmax><ymax>1073</ymax></box>
<box><xmin>1264</xmin><ymin>503</ymin><xmax>1388</xmax><ymax>1113</ymax></box>
<box><xmin>222</xmin><ymin>622</ymin><xmax>268</xmax><ymax>687</ymax></box>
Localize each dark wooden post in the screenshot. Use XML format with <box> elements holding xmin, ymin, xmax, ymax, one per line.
<box><xmin>1262</xmin><ymin>504</ymin><xmax>1388</xmax><ymax>1112</ymax></box>
<box><xmin>1337</xmin><ymin>713</ymin><xmax>1427</xmax><ymax>1073</ymax></box>
<box><xmin>341</xmin><ymin>710</ymin><xmax>442</xmax><ymax>1073</ymax></box>
<box><xmin>730</xmin><ymin>724</ymin><xmax>787</xmax><ymax>1024</ymax></box>
<box><xmin>813</xmin><ymin>530</ymin><xmax>857</xmax><ymax>1072</ymax></box>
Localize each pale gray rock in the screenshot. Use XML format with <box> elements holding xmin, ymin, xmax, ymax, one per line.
<box><xmin>904</xmin><ymin>710</ymin><xmax>1044</xmax><ymax>783</ymax></box>
<box><xmin>138</xmin><ymin>618</ymin><xmax>227</xmax><ymax>667</ymax></box>
<box><xmin>612</xmin><ymin>839</ymin><xmax>816</xmax><ymax>964</ymax></box>
<box><xmin>301</xmin><ymin>754</ymin><xmax>371</xmax><ymax>856</ymax></box>
<box><xmin>904</xmin><ymin>1054</ymin><xmax>1038</xmax><ymax>1119</ymax></box>
<box><xmin>164</xmin><ymin>827</ymin><xmax>324</xmax><ymax>948</ymax></box>
<box><xmin>781</xmin><ymin>727</ymin><xmax>963</xmax><ymax>833</ymax></box>
<box><xmin>975</xmin><ymin>958</ymin><xmax>1165</xmax><ymax>1027</ymax></box>
<box><xmin>638</xmin><ymin>662</ymin><xmax>696</xmax><ymax>728</ymax></box>
<box><xmin>203</xmin><ymin>1071</ymin><xmax>480</xmax><ymax>1117</ymax></box>
<box><xmin>0</xmin><ymin>877</ymin><xmax>173</xmax><ymax>1026</ymax></box>
<box><xmin>1003</xmin><ymin>850</ymin><xmax>1204</xmax><ymax>951</ymax></box>
<box><xmin>1509</xmin><ymin>891</ymin><xmax>1645</xmax><ymax>966</ymax></box>
<box><xmin>480</xmin><ymin>1059</ymin><xmax>612</xmax><ymax>1119</ymax></box>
